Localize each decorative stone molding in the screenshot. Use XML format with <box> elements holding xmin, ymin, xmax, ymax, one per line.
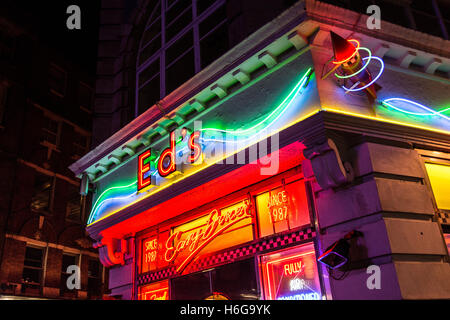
<box><xmin>303</xmin><ymin>138</ymin><xmax>354</xmax><ymax>189</ymax></box>
<box><xmin>94</xmin><ymin>237</ymin><xmax>128</xmax><ymax>267</ymax></box>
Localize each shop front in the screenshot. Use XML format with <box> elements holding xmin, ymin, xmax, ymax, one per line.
<box><xmin>69</xmin><ymin>2</ymin><xmax>450</xmax><ymax>300</ymax></box>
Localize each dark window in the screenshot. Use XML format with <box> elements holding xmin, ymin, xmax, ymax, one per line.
<box><xmin>48</xmin><ymin>64</ymin><xmax>66</xmax><ymax>97</ymax></box>
<box><xmin>170</xmin><ymin>259</ymin><xmax>258</xmax><ymax>300</ymax></box>
<box><xmin>139</xmin><ymin>35</ymin><xmax>162</xmax><ymax>66</ymax></box>
<box><xmin>412</xmin><ymin>10</ymin><xmax>444</xmax><ymax>38</ymax></box>
<box><xmin>31</xmin><ymin>172</ymin><xmax>53</xmax><ymax>213</ymax></box>
<box><xmin>166</xmin><ymin>31</ymin><xmax>193</xmax><ymax>65</ymax></box>
<box><xmin>41</xmin><ymin>115</ymin><xmax>60</xmax><ymax>147</ymax></box>
<box><xmin>138</xmin><ymin>74</ymin><xmax>160</xmax><ymax>115</ymax></box>
<box><xmin>88</xmin><ymin>259</ymin><xmax>102</xmax><ymax>299</ymax></box>
<box><xmin>66</xmin><ymin>185</ymin><xmax>82</xmax><ymax>221</ymax></box>
<box><xmin>78</xmin><ymin>83</ymin><xmax>93</xmax><ymax>111</ymax></box>
<box><xmin>166</xmin><ymin>10</ymin><xmax>192</xmax><ymax>41</ymax></box>
<box><xmin>197</xmin><ymin>0</ymin><xmax>218</xmax><ymax>15</ymax></box>
<box><xmin>139</xmin><ymin>58</ymin><xmax>160</xmax><ymax>87</ymax></box>
<box><xmin>22</xmin><ymin>247</ymin><xmax>44</xmax><ymax>287</ymax></box>
<box><xmin>200</xmin><ymin>22</ymin><xmax>229</xmax><ymax>69</ymax></box>
<box><xmin>142</xmin><ymin>18</ymin><xmax>162</xmax><ymax>48</ymax></box>
<box><xmin>60</xmin><ymin>254</ymin><xmax>78</xmax><ymax>295</ymax></box>
<box><xmin>166</xmin><ymin>0</ymin><xmax>191</xmax><ymax>26</ymax></box>
<box><xmin>73</xmin><ymin>133</ymin><xmax>89</xmax><ymax>159</ymax></box>
<box><xmin>199</xmin><ymin>4</ymin><xmax>227</xmax><ymax>38</ymax></box>
<box><xmin>170</xmin><ymin>269</ymin><xmax>211</xmax><ymax>300</ymax></box>
<box><xmin>166</xmin><ymin>49</ymin><xmax>195</xmax><ymax>94</ymax></box>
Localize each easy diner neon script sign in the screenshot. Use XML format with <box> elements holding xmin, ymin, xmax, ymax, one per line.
<box><xmin>165</xmin><ymin>201</ymin><xmax>251</xmax><ymax>274</ymax></box>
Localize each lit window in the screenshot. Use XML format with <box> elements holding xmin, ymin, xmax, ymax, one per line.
<box><xmin>425</xmin><ymin>162</ymin><xmax>450</xmax><ymax>210</ymax></box>
<box><xmin>255</xmin><ymin>180</ymin><xmax>311</xmax><ymax>238</ymax></box>
<box><xmin>31</xmin><ymin>172</ymin><xmax>53</xmax><ymax>213</ymax></box>
<box><xmin>138</xmin><ymin>280</ymin><xmax>169</xmax><ymax>300</ymax></box>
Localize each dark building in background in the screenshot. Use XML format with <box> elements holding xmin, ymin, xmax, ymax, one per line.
<box><xmin>0</xmin><ymin>2</ymin><xmax>107</xmax><ymax>299</ymax></box>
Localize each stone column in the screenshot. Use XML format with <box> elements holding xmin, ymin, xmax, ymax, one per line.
<box><xmin>304</xmin><ymin>135</ymin><xmax>450</xmax><ymax>299</ymax></box>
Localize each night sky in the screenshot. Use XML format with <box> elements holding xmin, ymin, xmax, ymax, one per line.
<box><xmin>0</xmin><ymin>0</ymin><xmax>101</xmax><ymax>73</ymax></box>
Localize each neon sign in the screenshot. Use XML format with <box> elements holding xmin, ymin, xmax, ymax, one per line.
<box><xmin>283</xmin><ymin>260</ymin><xmax>304</xmax><ymax>276</ymax></box>
<box><xmin>143</xmin><ymin>238</ymin><xmax>158</xmax><ymax>264</ymax></box>
<box><xmin>268</xmin><ymin>190</ymin><xmax>289</xmax><ymax>223</ymax></box>
<box><xmin>322</xmin><ymin>32</ymin><xmax>384</xmax><ymax>101</ymax></box>
<box><xmin>165</xmin><ymin>200</ymin><xmax>252</xmax><ymax>274</ymax></box>
<box><xmin>87</xmin><ymin>68</ymin><xmax>313</xmax><ymax>225</ymax></box>
<box><xmin>261</xmin><ymin>244</ymin><xmax>322</xmax><ymax>300</ymax></box>
<box><xmin>139</xmin><ymin>286</ymin><xmax>169</xmax><ymax>300</ymax></box>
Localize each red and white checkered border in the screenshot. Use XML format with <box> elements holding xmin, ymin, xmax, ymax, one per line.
<box><xmin>137</xmin><ymin>226</ymin><xmax>315</xmax><ymax>286</ymax></box>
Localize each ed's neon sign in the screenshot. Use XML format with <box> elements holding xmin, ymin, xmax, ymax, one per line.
<box><xmin>138</xmin><ymin>129</ymin><xmax>202</xmax><ymax>191</ymax></box>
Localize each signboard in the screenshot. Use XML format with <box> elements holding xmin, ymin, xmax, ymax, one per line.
<box><xmin>260</xmin><ymin>243</ymin><xmax>322</xmax><ymax>300</ymax></box>
<box><xmin>140</xmin><ymin>200</ymin><xmax>254</xmax><ymax>275</ymax></box>
<box><xmin>138</xmin><ymin>280</ymin><xmax>169</xmax><ymax>300</ymax></box>
<box><xmin>87</xmin><ymin>58</ymin><xmax>318</xmax><ymax>225</ymax></box>
<box><xmin>256</xmin><ymin>180</ymin><xmax>310</xmax><ymax>237</ymax></box>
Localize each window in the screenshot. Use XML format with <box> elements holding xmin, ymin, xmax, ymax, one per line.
<box><xmin>260</xmin><ymin>243</ymin><xmax>322</xmax><ymax>300</ymax></box>
<box><xmin>60</xmin><ymin>254</ymin><xmax>78</xmax><ymax>296</ymax></box>
<box><xmin>73</xmin><ymin>132</ymin><xmax>90</xmax><ymax>159</ymax></box>
<box><xmin>31</xmin><ymin>172</ymin><xmax>53</xmax><ymax>213</ymax></box>
<box><xmin>66</xmin><ymin>185</ymin><xmax>83</xmax><ymax>221</ymax></box>
<box><xmin>170</xmin><ymin>259</ymin><xmax>258</xmax><ymax>300</ymax></box>
<box><xmin>136</xmin><ymin>0</ymin><xmax>230</xmax><ymax>116</ymax></box>
<box><xmin>88</xmin><ymin>259</ymin><xmax>102</xmax><ymax>299</ymax></box>
<box><xmin>255</xmin><ymin>180</ymin><xmax>311</xmax><ymax>238</ymax></box>
<box><xmin>41</xmin><ymin>115</ymin><xmax>61</xmax><ymax>147</ymax></box>
<box><xmin>22</xmin><ymin>246</ymin><xmax>44</xmax><ymax>289</ymax></box>
<box><xmin>49</xmin><ymin>64</ymin><xmax>67</xmax><ymax>97</ymax></box>
<box><xmin>78</xmin><ymin>83</ymin><xmax>93</xmax><ymax>111</ymax></box>
<box><xmin>425</xmin><ymin>162</ymin><xmax>450</xmax><ymax>210</ymax></box>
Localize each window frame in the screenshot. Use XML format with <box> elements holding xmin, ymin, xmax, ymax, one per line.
<box><xmin>22</xmin><ymin>245</ymin><xmax>46</xmax><ymax>289</ymax></box>
<box><xmin>136</xmin><ymin>0</ymin><xmax>228</xmax><ymax>116</ymax></box>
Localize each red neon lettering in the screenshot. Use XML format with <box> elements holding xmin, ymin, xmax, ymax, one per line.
<box><xmin>283</xmin><ymin>260</ymin><xmax>305</xmax><ymax>276</ymax></box>
<box><xmin>158</xmin><ymin>131</ymin><xmax>177</xmax><ymax>177</ymax></box>
<box><xmin>138</xmin><ymin>150</ymin><xmax>152</xmax><ymax>190</ymax></box>
<box><xmin>188</xmin><ymin>131</ymin><xmax>202</xmax><ymax>164</ymax></box>
<box><xmin>164</xmin><ymin>201</ymin><xmax>252</xmax><ymax>273</ymax></box>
